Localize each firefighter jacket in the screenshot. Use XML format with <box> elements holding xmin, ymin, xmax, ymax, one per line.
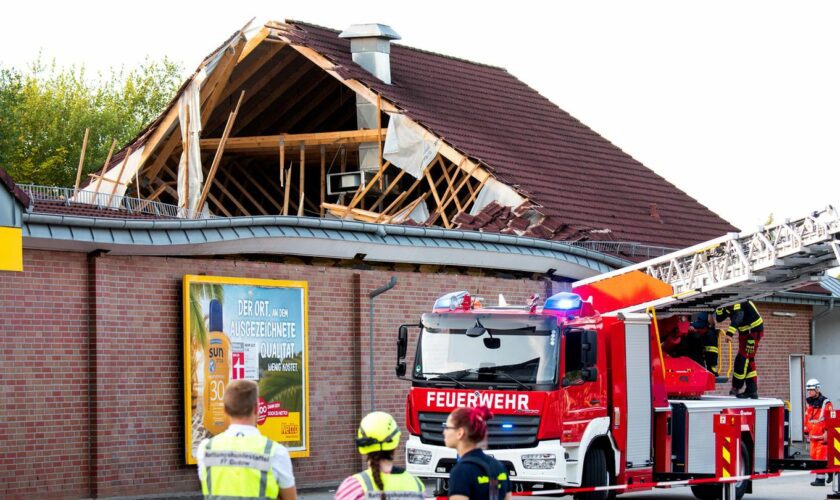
<box><xmin>715</xmin><ymin>301</ymin><xmax>764</xmax><ymax>337</ymax></box>
<box><xmin>805</xmin><ymin>394</ymin><xmax>834</xmax><ymax>460</ymax></box>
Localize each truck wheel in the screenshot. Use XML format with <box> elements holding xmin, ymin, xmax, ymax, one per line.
<box><xmin>690</xmin><ymin>441</ymin><xmax>750</xmax><ymax>500</ymax></box>
<box><xmin>574</xmin><ymin>446</ymin><xmax>612</xmax><ymax>500</ymax></box>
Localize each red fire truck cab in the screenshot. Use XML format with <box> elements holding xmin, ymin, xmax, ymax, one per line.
<box><xmin>396</xmin><ymin>287</ymin><xmax>786</xmax><ymax>500</ymax></box>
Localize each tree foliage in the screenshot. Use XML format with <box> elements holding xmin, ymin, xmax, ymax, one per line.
<box><xmin>0</xmin><ymin>56</ymin><xmax>183</xmax><ymax>186</ymax></box>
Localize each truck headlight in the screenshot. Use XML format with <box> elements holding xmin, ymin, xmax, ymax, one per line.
<box><xmin>407</xmin><ymin>448</ymin><xmax>432</xmax><ymax>465</ymax></box>
<box><xmin>522</xmin><ymin>453</ymin><xmax>556</xmax><ymax>469</ymax></box>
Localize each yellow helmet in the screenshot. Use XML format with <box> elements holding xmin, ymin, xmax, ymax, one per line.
<box><xmin>356</xmin><ymin>411</ymin><xmax>401</xmax><ymax>455</ymax></box>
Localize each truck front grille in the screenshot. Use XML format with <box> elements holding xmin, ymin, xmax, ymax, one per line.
<box><xmin>418</xmin><ymin>412</ymin><xmax>541</xmax><ymax>449</ymax></box>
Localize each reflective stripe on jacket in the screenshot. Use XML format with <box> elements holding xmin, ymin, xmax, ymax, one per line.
<box><xmin>201</xmin><ymin>433</ymin><xmax>281</xmax><ymax>499</ymax></box>
<box><xmin>805</xmin><ymin>395</ymin><xmax>834</xmax><ymax>439</ymax></box>
<box><xmin>716</xmin><ymin>301</ymin><xmax>763</xmax><ymax>335</ymax></box>
<box><xmin>352</xmin><ymin>468</ymin><xmax>425</xmax><ymax>499</ymax></box>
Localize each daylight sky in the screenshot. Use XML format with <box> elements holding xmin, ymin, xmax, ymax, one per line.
<box><xmin>2</xmin><ymin>0</ymin><xmax>837</xmax><ymax>231</ymax></box>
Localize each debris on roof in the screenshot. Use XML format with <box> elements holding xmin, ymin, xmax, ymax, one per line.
<box><xmin>64</xmin><ymin>18</ymin><xmax>735</xmax><ymax>249</ymax></box>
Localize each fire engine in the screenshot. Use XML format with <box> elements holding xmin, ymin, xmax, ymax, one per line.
<box><xmin>395</xmin><ymin>207</ymin><xmax>840</xmax><ymax>499</ymax></box>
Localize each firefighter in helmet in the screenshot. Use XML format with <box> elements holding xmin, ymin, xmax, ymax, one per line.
<box><xmin>334</xmin><ymin>412</ymin><xmax>425</xmax><ymax>500</ymax></box>
<box><xmin>804</xmin><ymin>378</ymin><xmax>834</xmax><ymax>486</ymax></box>
<box><xmin>715</xmin><ymin>301</ymin><xmax>763</xmax><ymax>398</ymax></box>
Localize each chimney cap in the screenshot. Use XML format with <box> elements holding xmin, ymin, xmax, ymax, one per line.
<box><xmin>339</xmin><ymin>23</ymin><xmax>401</xmax><ymax>41</ymax></box>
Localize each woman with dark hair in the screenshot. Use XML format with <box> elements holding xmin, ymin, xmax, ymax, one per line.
<box><xmin>444</xmin><ymin>406</ymin><xmax>511</xmax><ymax>500</ymax></box>
<box><xmin>334</xmin><ymin>412</ymin><xmax>425</xmax><ymax>500</ymax></box>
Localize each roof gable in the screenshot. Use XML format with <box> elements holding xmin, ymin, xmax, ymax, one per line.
<box><xmin>286</xmin><ymin>21</ymin><xmax>737</xmax><ymax>247</ymax></box>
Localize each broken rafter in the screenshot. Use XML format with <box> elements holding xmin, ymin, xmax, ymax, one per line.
<box><xmin>280</xmin><ymin>37</ymin><xmax>491</xmax><ymax>185</ymax></box>
<box><xmin>282</xmin><ymin>166</ymin><xmax>292</xmax><ymax>215</ymax></box>
<box><xmin>429</xmin><ymin>159</ymin><xmax>485</xmax><ymax>225</ymax></box>
<box><xmin>298</xmin><ymin>143</ymin><xmax>305</xmax><ymax>217</ymax></box>
<box><xmin>195</xmin><ymin>91</ymin><xmax>245</xmax><ymax>216</ymax></box>
<box><xmin>167</xmin><ymin>164</ymin><xmax>225</xmax><ymax>217</ymax></box>
<box><xmin>92</xmin><ymin>138</ymin><xmax>118</xmax><ymax>195</ymax></box>
<box><xmin>200</xmin><ymin>37</ymin><xmax>246</xmax><ymax>130</ymax></box>
<box><xmin>73</xmin><ymin>128</ymin><xmax>90</xmax><ymax>196</ymax></box>
<box><xmin>321</xmin><ymin>202</ymin><xmax>390</xmax><ymax>224</ymax></box>
<box><xmin>138</xmin><ymin>36</ymin><xmax>244</xmax><ymax>179</ymax></box>
<box><xmin>369</xmin><ymin>169</ymin><xmax>406</xmax><ymax>212</ymax></box>
<box><xmin>386</xmin><ymin>193</ymin><xmax>428</xmax><ymax>223</ymax></box>
<box><xmin>436</xmin><ymin>156</ymin><xmax>462</xmax><ymax>212</ymax></box>
<box><xmin>343</xmin><ymin>161</ymin><xmax>391</xmax><ymax>214</ymax></box>
<box><xmin>424</xmin><ymin>169</ymin><xmax>449</xmax><ymax>228</ymax></box>
<box><xmin>320</xmin><ymin>145</ymin><xmax>326</xmax><ymax>216</ymax></box>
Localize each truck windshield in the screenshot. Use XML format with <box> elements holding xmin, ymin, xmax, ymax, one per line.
<box><xmin>414</xmin><ymin>313</ymin><xmax>560</xmax><ymax>388</ymax></box>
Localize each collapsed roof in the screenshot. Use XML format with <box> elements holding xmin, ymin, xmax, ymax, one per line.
<box><xmin>79</xmin><ymin>19</ymin><xmax>737</xmax><ymax>249</ymax></box>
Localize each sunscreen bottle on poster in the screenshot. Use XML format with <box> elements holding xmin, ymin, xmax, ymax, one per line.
<box><xmin>203</xmin><ymin>299</ymin><xmax>230</xmax><ymax>434</ymax></box>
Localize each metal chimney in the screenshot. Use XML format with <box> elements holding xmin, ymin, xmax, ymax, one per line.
<box><xmin>340</xmin><ymin>24</ymin><xmax>401</xmax><ymax>173</ymax></box>
<box><xmin>339</xmin><ymin>23</ymin><xmax>400</xmax><ymax>84</ymax></box>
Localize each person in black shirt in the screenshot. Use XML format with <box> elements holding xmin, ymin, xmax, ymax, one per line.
<box><xmin>443</xmin><ymin>406</ymin><xmax>511</xmax><ymax>500</ymax></box>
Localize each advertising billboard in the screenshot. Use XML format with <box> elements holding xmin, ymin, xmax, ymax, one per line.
<box><xmin>183</xmin><ymin>275</ymin><xmax>309</xmax><ymax>463</ymax></box>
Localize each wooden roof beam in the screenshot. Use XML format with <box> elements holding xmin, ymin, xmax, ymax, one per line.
<box><xmin>280</xmin><ymin>37</ymin><xmax>493</xmax><ymax>186</ymax></box>
<box><xmin>200</xmin><ymin>128</ymin><xmax>386</xmax><ymax>152</ymax></box>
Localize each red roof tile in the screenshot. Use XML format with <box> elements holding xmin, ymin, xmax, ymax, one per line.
<box><xmin>287</xmin><ymin>21</ymin><xmax>738</xmax><ymax>248</ymax></box>
<box><xmin>31</xmin><ymin>200</ymin><xmax>175</xmax><ymax>220</ymax></box>
<box><xmin>0</xmin><ymin>166</ymin><xmax>31</xmax><ymax>208</ymax></box>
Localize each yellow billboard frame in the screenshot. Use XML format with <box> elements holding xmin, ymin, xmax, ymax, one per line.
<box><xmin>182</xmin><ymin>274</ymin><xmax>310</xmax><ymax>464</ymax></box>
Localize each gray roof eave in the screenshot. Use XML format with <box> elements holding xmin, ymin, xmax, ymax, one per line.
<box><xmin>21</xmin><ymin>213</ymin><xmax>631</xmax><ymax>280</ymax></box>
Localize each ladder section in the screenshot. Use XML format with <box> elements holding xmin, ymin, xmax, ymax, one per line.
<box><xmin>574</xmin><ymin>206</ymin><xmax>840</xmax><ymax>313</ymax></box>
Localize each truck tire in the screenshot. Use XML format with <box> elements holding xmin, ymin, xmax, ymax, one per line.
<box><xmin>574</xmin><ymin>446</ymin><xmax>613</xmax><ymax>500</ymax></box>
<box><xmin>690</xmin><ymin>441</ymin><xmax>750</xmax><ymax>500</ymax></box>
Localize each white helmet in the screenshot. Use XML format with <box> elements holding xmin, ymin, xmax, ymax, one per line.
<box><xmin>806</xmin><ymin>378</ymin><xmax>820</xmax><ymax>390</ymax></box>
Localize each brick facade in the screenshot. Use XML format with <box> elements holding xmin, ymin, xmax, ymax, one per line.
<box><xmin>0</xmin><ymin>250</ymin><xmax>813</xmax><ymax>498</ymax></box>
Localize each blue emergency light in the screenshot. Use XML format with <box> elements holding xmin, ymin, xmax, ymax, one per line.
<box><xmin>543</xmin><ymin>292</ymin><xmax>582</xmax><ymax>311</ymax></box>
<box><xmin>501</xmin><ymin>423</ymin><xmax>514</xmax><ymax>429</ymax></box>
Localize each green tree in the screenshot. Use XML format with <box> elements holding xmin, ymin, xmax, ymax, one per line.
<box><xmin>0</xmin><ymin>56</ymin><xmax>183</xmax><ymax>186</ymax></box>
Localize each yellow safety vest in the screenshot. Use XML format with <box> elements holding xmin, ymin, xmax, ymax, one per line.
<box><xmin>352</xmin><ymin>468</ymin><xmax>425</xmax><ymax>499</ymax></box>
<box><xmin>200</xmin><ymin>433</ymin><xmax>281</xmax><ymax>499</ymax></box>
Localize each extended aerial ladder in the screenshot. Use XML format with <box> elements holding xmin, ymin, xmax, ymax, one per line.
<box><xmin>573</xmin><ymin>206</ymin><xmax>840</xmax><ymax>314</ymax></box>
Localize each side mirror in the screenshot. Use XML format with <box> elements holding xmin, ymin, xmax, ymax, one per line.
<box><xmin>466</xmin><ymin>319</ymin><xmax>486</xmax><ymax>337</ymax></box>
<box><xmin>397</xmin><ymin>325</ymin><xmax>408</xmax><ymax>359</ymax></box>
<box><xmin>396</xmin><ymin>323</ymin><xmax>417</xmax><ymax>380</ymax></box>
<box><xmin>483</xmin><ymin>337</ymin><xmax>501</xmax><ymax>349</ymax></box>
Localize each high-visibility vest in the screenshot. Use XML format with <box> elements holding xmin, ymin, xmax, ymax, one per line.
<box><xmin>200</xmin><ymin>433</ymin><xmax>281</xmax><ymax>499</ymax></box>
<box><xmin>805</xmin><ymin>396</ymin><xmax>834</xmax><ymax>439</ymax></box>
<box><xmin>352</xmin><ymin>468</ymin><xmax>425</xmax><ymax>499</ymax></box>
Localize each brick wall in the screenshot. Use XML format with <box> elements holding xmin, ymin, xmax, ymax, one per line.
<box><xmin>753</xmin><ymin>303</ymin><xmax>812</xmax><ymax>401</ymax></box>
<box><xmin>708</xmin><ymin>302</ymin><xmax>813</xmax><ymax>401</ymax></box>
<box><xmin>0</xmin><ymin>249</ymin><xmax>816</xmax><ymax>498</ymax></box>
<box><xmin>0</xmin><ymin>251</ymin><xmax>91</xmax><ymax>499</ymax></box>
